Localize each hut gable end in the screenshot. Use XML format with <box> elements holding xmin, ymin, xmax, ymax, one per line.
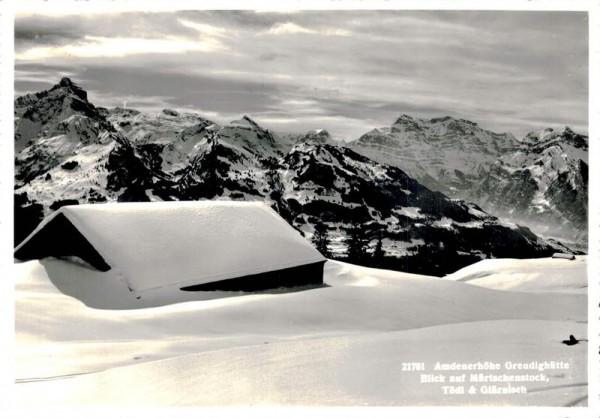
<box><xmin>14</xmin><ymin>212</ymin><xmax>111</xmax><ymax>271</ymax></box>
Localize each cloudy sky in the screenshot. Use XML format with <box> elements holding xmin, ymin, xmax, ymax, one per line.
<box><xmin>15</xmin><ymin>10</ymin><xmax>588</xmax><ymax>140</ymax></box>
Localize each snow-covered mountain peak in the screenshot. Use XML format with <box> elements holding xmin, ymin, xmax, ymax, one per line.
<box><xmin>522</xmin><ymin>126</ymin><xmax>588</xmax><ymax>151</ymax></box>
<box><xmin>57</xmin><ymin>76</ymin><xmax>75</xmax><ymax>87</ymax></box>
<box><xmin>393</xmin><ymin>114</ymin><xmax>417</xmax><ymax>124</ymax></box>
<box><xmin>308</xmin><ymin>128</ymin><xmax>327</xmax><ymax>135</ymax></box>
<box><xmin>162</xmin><ymin>108</ymin><xmax>180</xmax><ymax>117</ymax></box>
<box><xmin>14</xmin><ymin>78</ymin><xmax>114</xmax><ymax>153</ymax></box>
<box><xmin>283</xmin><ymin>129</ymin><xmax>334</xmax><ymax>145</ymax></box>
<box><xmin>478</xmin><ymin>124</ymin><xmax>589</xmax><ymax>241</ymax></box>
<box><xmin>107</xmin><ymin>106</ymin><xmax>215</xmax><ymax>133</ymax></box>
<box><xmin>558</xmin><ymin>126</ymin><xmax>575</xmax><ymax>135</ymax></box>
<box><xmin>388</xmin><ymin>114</ymin><xmax>514</xmax><ymax>141</ymax></box>
<box><xmin>17</xmin><ymin>78</ymin><xmax>96</xmax><ymax>120</ymax></box>
<box><xmin>49</xmin><ymin>77</ymin><xmax>89</xmax><ymax>101</ymax></box>
<box><xmin>525</xmin><ymin>127</ymin><xmax>557</xmax><ymax>143</ymax></box>
<box><xmin>390</xmin><ymin>115</ymin><xmax>516</xmax><ymax>141</ymax></box>
<box><xmin>216</xmin><ymin>116</ymin><xmax>292</xmax><ymax>157</ymax></box>
<box><xmin>391</xmin><ymin>114</ymin><xmax>423</xmax><ymax>133</ymax></box>
<box><xmin>229</xmin><ymin>115</ymin><xmax>261</xmax><ymax>129</ymax></box>
<box><xmin>426</xmin><ymin>116</ymin><xmax>491</xmax><ymax>137</ymax></box>
<box><xmin>302</xmin><ymin>129</ymin><xmax>332</xmax><ymax>144</ymax></box>
<box><xmin>351</xmin><ymin>115</ymin><xmax>521</xmax><ymax>197</ymax></box>
<box><xmin>355</xmin><ymin>128</ymin><xmax>396</xmax><ymax>147</ymax></box>
<box><xmin>224</xmin><ymin>115</ymin><xmax>268</xmax><ymax>136</ymax></box>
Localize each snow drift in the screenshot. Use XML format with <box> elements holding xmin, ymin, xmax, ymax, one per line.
<box><xmin>13</xmin><ymin>256</ymin><xmax>587</xmax><ymax>406</ymax></box>
<box><xmin>444</xmin><ymin>256</ymin><xmax>587</xmax><ymax>293</ymax></box>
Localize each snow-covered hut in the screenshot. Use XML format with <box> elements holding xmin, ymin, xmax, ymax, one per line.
<box><xmin>14</xmin><ymin>201</ymin><xmax>326</xmax><ymax>296</ymax></box>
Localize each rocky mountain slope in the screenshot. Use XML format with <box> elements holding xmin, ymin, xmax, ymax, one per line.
<box><xmin>349</xmin><ymin>114</ymin><xmax>519</xmax><ymax>195</ymax></box>
<box><xmin>14</xmin><ymin>78</ymin><xmax>159</xmax><ymax>243</ymax></box>
<box><xmin>349</xmin><ymin>115</ymin><xmax>588</xmax><ymax>243</ymax></box>
<box><xmin>14</xmin><ymin>79</ymin><xmax>573</xmax><ymax>275</ymax></box>
<box><xmin>283</xmin><ymin>129</ymin><xmax>333</xmax><ymax>145</ymax></box>
<box><xmin>475</xmin><ymin>126</ymin><xmax>588</xmax><ymax>242</ymax></box>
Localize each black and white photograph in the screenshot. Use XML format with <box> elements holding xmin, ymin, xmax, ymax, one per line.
<box><xmin>2</xmin><ymin>0</ymin><xmax>597</xmax><ymax>413</ymax></box>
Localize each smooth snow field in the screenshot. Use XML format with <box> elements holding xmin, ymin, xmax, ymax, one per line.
<box><xmin>14</xmin><ymin>257</ymin><xmax>587</xmax><ymax>406</ymax></box>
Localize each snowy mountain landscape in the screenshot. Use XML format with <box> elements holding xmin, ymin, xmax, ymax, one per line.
<box><xmin>350</xmin><ymin>115</ymin><xmax>588</xmax><ymax>244</ymax></box>
<box><xmin>476</xmin><ymin>126</ymin><xmax>588</xmax><ymax>244</ymax></box>
<box><xmin>9</xmin><ymin>6</ymin><xmax>593</xmax><ymax>411</ymax></box>
<box><xmin>12</xmin><ymin>77</ymin><xmax>589</xmax><ymax>408</ymax></box>
<box><xmin>14</xmin><ymin>79</ymin><xmax>582</xmax><ymax>276</ymax></box>
<box><xmin>350</xmin><ymin>114</ymin><xmax>520</xmax><ymax>196</ymax></box>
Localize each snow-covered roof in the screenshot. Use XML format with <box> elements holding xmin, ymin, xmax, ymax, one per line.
<box><xmin>15</xmin><ymin>201</ymin><xmax>325</xmax><ymax>295</ymax></box>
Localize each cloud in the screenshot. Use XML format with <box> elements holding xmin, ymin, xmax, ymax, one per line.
<box><xmin>15</xmin><ymin>28</ymin><xmax>81</xmax><ymax>46</ymax></box>
<box><xmin>267</xmin><ymin>22</ymin><xmax>315</xmax><ymax>35</ymax></box>
<box><xmin>15</xmin><ymin>12</ymin><xmax>207</xmax><ymax>51</ymax></box>
<box><xmin>259</xmin><ymin>52</ymin><xmax>289</xmax><ymax>62</ymax></box>
<box><xmin>178</xmin><ymin>19</ymin><xmax>231</xmax><ymax>37</ymax></box>
<box><xmin>14</xmin><ymin>10</ymin><xmax>588</xmax><ymax>139</ymax></box>
<box><xmin>17</xmin><ymin>35</ymin><xmax>227</xmax><ymax>60</ymax></box>
<box><xmin>265</xmin><ymin>22</ymin><xmax>351</xmax><ymax>36</ymax></box>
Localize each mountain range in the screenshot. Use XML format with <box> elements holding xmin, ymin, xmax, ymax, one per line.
<box><xmin>349</xmin><ymin>114</ymin><xmax>588</xmax><ymax>243</ymax></box>
<box><xmin>14</xmin><ymin>78</ymin><xmax>583</xmax><ymax>275</ymax></box>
